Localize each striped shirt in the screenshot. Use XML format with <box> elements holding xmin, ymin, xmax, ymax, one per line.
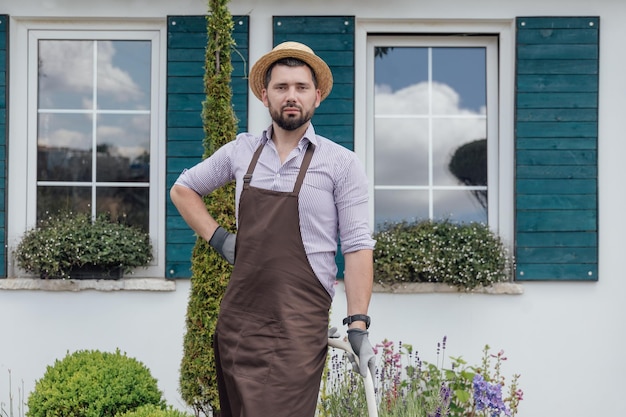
<box><xmin>174</xmin><ymin>124</ymin><xmax>376</xmax><ymax>297</ymax></box>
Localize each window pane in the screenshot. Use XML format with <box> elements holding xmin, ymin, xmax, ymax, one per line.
<box><xmin>374</xmin><ymin>47</ymin><xmax>428</xmax><ymax>94</ymax></box>
<box><xmin>432</xmin><ymin>118</ymin><xmax>486</xmax><ymax>186</ymax></box>
<box><xmin>37</xmin><ymin>186</ymin><xmax>92</xmax><ymax>221</ymax></box>
<box><xmin>96</xmin><ymin>187</ymin><xmax>149</xmax><ymax>230</ymax></box>
<box><xmin>433</xmin><ymin>190</ymin><xmax>487</xmax><ymax>223</ymax></box>
<box><xmin>38</xmin><ymin>40</ymin><xmax>94</xmax><ymax>109</ymax></box>
<box><xmin>374</xmin><ymin>47</ymin><xmax>428</xmax><ymax>116</ymax></box>
<box><xmin>96</xmin><ymin>114</ymin><xmax>150</xmax><ymax>182</ymax></box>
<box><xmin>374</xmin><ymin>190</ymin><xmax>429</xmax><ymax>230</ymax></box>
<box><xmin>37</xmin><ymin>113</ymin><xmax>92</xmax><ymax>182</ymax></box>
<box><xmin>97</xmin><ymin>41</ymin><xmax>151</xmax><ymax>110</ymax></box>
<box><xmin>374</xmin><ymin>118</ymin><xmax>428</xmax><ymax>185</ymax></box>
<box><xmin>432</xmin><ymin>48</ymin><xmax>486</xmax><ymax>114</ymax></box>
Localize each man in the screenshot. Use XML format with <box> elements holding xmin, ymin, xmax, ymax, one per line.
<box><xmin>170</xmin><ymin>41</ymin><xmax>376</xmax><ymax>417</ymax></box>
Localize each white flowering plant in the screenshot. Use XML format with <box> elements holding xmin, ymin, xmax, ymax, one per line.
<box><xmin>14</xmin><ymin>211</ymin><xmax>153</xmax><ymax>279</ymax></box>
<box><xmin>373</xmin><ymin>220</ymin><xmax>513</xmax><ymax>290</ymax></box>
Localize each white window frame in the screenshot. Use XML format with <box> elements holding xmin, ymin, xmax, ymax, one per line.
<box><xmin>8</xmin><ymin>19</ymin><xmax>167</xmax><ymax>278</ymax></box>
<box><xmin>354</xmin><ymin>19</ymin><xmax>515</xmax><ymax>245</ymax></box>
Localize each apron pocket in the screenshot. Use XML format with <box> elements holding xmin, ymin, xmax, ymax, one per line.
<box><xmin>217</xmin><ymin>309</ymin><xmax>283</xmax><ymax>384</ymax></box>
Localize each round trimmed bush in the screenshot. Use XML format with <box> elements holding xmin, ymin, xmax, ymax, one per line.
<box><xmin>27</xmin><ymin>349</ymin><xmax>165</xmax><ymax>417</ymax></box>
<box><xmin>116</xmin><ymin>404</ymin><xmax>193</xmax><ymax>417</ymax></box>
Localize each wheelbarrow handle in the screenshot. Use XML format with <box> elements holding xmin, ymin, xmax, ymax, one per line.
<box><xmin>328</xmin><ymin>336</ymin><xmax>378</xmax><ymax>417</ymax></box>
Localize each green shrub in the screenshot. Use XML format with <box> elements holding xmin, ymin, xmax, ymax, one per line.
<box><xmin>14</xmin><ymin>211</ymin><xmax>153</xmax><ymax>279</ymax></box>
<box><xmin>179</xmin><ymin>1</ymin><xmax>238</xmax><ymax>415</ymax></box>
<box><xmin>115</xmin><ymin>404</ymin><xmax>193</xmax><ymax>417</ymax></box>
<box><xmin>374</xmin><ymin>220</ymin><xmax>512</xmax><ymax>290</ymax></box>
<box><xmin>27</xmin><ymin>349</ymin><xmax>165</xmax><ymax>417</ymax></box>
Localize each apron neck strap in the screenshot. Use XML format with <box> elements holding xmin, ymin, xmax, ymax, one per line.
<box><xmin>243</xmin><ymin>142</ymin><xmax>265</xmax><ymax>186</ymax></box>
<box><xmin>243</xmin><ymin>141</ymin><xmax>316</xmax><ymax>195</ymax></box>
<box><xmin>292</xmin><ymin>142</ymin><xmax>315</xmax><ymax>194</ymax></box>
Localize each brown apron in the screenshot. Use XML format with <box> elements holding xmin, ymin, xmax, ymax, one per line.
<box><xmin>214</xmin><ymin>142</ymin><xmax>332</xmax><ymax>417</ymax></box>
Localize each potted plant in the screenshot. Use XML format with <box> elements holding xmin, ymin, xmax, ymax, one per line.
<box><xmin>14</xmin><ymin>211</ymin><xmax>153</xmax><ymax>279</ymax></box>
<box><xmin>373</xmin><ymin>219</ymin><xmax>513</xmax><ymax>291</ymax></box>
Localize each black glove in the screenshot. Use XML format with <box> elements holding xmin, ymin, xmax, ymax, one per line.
<box><xmin>209</xmin><ymin>226</ymin><xmax>236</xmax><ymax>265</ymax></box>
<box><xmin>347</xmin><ymin>328</ymin><xmax>376</xmax><ymax>378</ymax></box>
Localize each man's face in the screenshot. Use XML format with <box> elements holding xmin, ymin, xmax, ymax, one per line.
<box><xmin>262</xmin><ymin>64</ymin><xmax>321</xmax><ymax>131</ymax></box>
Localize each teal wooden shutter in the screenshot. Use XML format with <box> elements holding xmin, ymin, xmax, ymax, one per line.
<box><xmin>515</xmin><ymin>17</ymin><xmax>599</xmax><ymax>281</ymax></box>
<box><xmin>0</xmin><ymin>16</ymin><xmax>7</xmax><ymax>277</ymax></box>
<box><xmin>273</xmin><ymin>16</ymin><xmax>355</xmax><ymax>277</ymax></box>
<box><xmin>166</xmin><ymin>15</ymin><xmax>249</xmax><ymax>278</ymax></box>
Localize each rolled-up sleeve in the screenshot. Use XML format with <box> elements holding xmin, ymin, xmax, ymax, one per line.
<box><xmin>174</xmin><ymin>141</ymin><xmax>236</xmax><ymax>196</ymax></box>
<box><xmin>335</xmin><ymin>158</ymin><xmax>376</xmax><ymax>254</ymax></box>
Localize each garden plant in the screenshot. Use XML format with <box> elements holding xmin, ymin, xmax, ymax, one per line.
<box><xmin>178</xmin><ymin>0</ymin><xmax>238</xmax><ymax>416</ymax></box>
<box><xmin>26</xmin><ymin>349</ymin><xmax>165</xmax><ymax>417</ymax></box>
<box><xmin>116</xmin><ymin>404</ymin><xmax>193</xmax><ymax>417</ymax></box>
<box><xmin>373</xmin><ymin>220</ymin><xmax>513</xmax><ymax>291</ymax></box>
<box><xmin>14</xmin><ymin>211</ymin><xmax>153</xmax><ymax>279</ymax></box>
<box><xmin>318</xmin><ymin>336</ymin><xmax>523</xmax><ymax>417</ymax></box>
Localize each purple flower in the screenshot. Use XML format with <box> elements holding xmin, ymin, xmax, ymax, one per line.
<box><xmin>473</xmin><ymin>374</ymin><xmax>510</xmax><ymax>416</ymax></box>
<box><xmin>428</xmin><ymin>407</ymin><xmax>443</xmax><ymax>417</ymax></box>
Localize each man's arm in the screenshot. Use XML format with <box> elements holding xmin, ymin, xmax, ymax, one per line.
<box><xmin>343</xmin><ymin>248</ymin><xmax>376</xmax><ymax>377</ymax></box>
<box><xmin>343</xmin><ymin>249</ymin><xmax>374</xmax><ymax>329</ymax></box>
<box><xmin>170</xmin><ymin>184</ymin><xmax>219</xmax><ymax>242</ymax></box>
<box><xmin>170</xmin><ymin>183</ymin><xmax>236</xmax><ymax>264</ymax></box>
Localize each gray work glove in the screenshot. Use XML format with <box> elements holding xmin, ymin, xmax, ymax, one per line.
<box><xmin>347</xmin><ymin>328</ymin><xmax>376</xmax><ymax>378</ymax></box>
<box><xmin>209</xmin><ymin>226</ymin><xmax>236</xmax><ymax>265</ymax></box>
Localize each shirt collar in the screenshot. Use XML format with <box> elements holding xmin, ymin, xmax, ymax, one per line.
<box><xmin>262</xmin><ymin>123</ymin><xmax>319</xmax><ymax>151</ymax></box>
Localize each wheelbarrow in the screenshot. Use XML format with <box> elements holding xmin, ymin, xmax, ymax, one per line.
<box><xmin>327</xmin><ymin>328</ymin><xmax>378</xmax><ymax>417</ymax></box>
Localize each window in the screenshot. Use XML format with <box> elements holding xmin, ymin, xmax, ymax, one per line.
<box><xmin>367</xmin><ymin>36</ymin><xmax>500</xmax><ymax>230</ymax></box>
<box><xmin>9</xmin><ymin>21</ymin><xmax>166</xmax><ymax>278</ymax></box>
<box><xmin>36</xmin><ymin>38</ymin><xmax>152</xmax><ymax>228</ymax></box>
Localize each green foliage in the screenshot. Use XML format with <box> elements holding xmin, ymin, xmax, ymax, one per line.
<box><xmin>179</xmin><ymin>237</ymin><xmax>232</xmax><ymax>417</ymax></box>
<box><xmin>318</xmin><ymin>338</ymin><xmax>524</xmax><ymax>417</ymax></box>
<box><xmin>14</xmin><ymin>211</ymin><xmax>153</xmax><ymax>279</ymax></box>
<box><xmin>26</xmin><ymin>349</ymin><xmax>165</xmax><ymax>417</ymax></box>
<box><xmin>373</xmin><ymin>220</ymin><xmax>512</xmax><ymax>290</ymax></box>
<box><xmin>115</xmin><ymin>404</ymin><xmax>193</xmax><ymax>417</ymax></box>
<box><xmin>202</xmin><ymin>0</ymin><xmax>237</xmax><ymax>159</ymax></box>
<box><xmin>179</xmin><ymin>1</ymin><xmax>238</xmax><ymax>415</ymax></box>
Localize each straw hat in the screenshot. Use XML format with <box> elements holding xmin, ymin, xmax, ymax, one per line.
<box><xmin>249</xmin><ymin>41</ymin><xmax>333</xmax><ymax>102</ymax></box>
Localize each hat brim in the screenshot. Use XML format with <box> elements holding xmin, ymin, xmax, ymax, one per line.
<box><xmin>249</xmin><ymin>46</ymin><xmax>333</xmax><ymax>102</ymax></box>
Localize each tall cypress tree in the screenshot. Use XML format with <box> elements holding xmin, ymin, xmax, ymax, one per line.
<box><xmin>178</xmin><ymin>1</ymin><xmax>237</xmax><ymax>416</ymax></box>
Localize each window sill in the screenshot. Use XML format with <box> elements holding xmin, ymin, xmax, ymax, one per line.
<box><xmin>0</xmin><ymin>277</ymin><xmax>177</xmax><ymax>292</ymax></box>
<box><xmin>373</xmin><ymin>282</ymin><xmax>523</xmax><ymax>295</ymax></box>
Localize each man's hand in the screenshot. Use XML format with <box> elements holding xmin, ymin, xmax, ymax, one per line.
<box><xmin>347</xmin><ymin>328</ymin><xmax>376</xmax><ymax>378</ymax></box>
<box><xmin>209</xmin><ymin>226</ymin><xmax>236</xmax><ymax>265</ymax></box>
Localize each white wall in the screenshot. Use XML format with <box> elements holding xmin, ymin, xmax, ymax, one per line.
<box><xmin>2</xmin><ymin>1</ymin><xmax>626</xmax><ymax>416</ymax></box>
<box><xmin>0</xmin><ymin>283</ymin><xmax>192</xmax><ymax>411</ymax></box>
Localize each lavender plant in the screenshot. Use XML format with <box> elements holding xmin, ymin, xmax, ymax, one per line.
<box><xmin>318</xmin><ymin>348</ymin><xmax>369</xmax><ymax>416</ymax></box>
<box><xmin>317</xmin><ymin>337</ymin><xmax>523</xmax><ymax>417</ymax></box>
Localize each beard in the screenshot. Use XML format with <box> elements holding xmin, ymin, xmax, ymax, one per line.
<box><xmin>269</xmin><ymin>102</ymin><xmax>315</xmax><ymax>131</ymax></box>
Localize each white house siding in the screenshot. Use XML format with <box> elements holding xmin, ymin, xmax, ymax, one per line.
<box><xmin>1</xmin><ymin>1</ymin><xmax>626</xmax><ymax>416</ymax></box>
